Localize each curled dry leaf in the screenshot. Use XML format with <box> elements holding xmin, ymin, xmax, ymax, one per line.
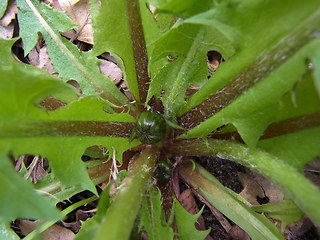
<box><xmin>29</xmin><ymin>45</ymin><xmax>55</xmax><ymax>74</ymax></box>
<box><xmin>0</xmin><ymin>1</ymin><xmax>18</xmax><ymax>39</ymax></box>
<box><xmin>178</xmin><ymin>189</ymin><xmax>206</xmax><ymax>231</ymax></box>
<box><xmin>0</xmin><ymin>1</ymin><xmax>18</xmax><ymax>26</ymax></box>
<box><xmin>19</xmin><ymin>220</ymin><xmax>75</xmax><ymax>240</ymax></box>
<box><xmin>58</xmin><ymin>0</ymin><xmax>93</xmax><ymax>44</ymax></box>
<box><xmin>98</xmin><ymin>60</ymin><xmax>123</xmax><ymax>85</ymax></box>
<box><xmin>238</xmin><ymin>169</ymin><xmax>284</xmax><ymax>205</ymax></box>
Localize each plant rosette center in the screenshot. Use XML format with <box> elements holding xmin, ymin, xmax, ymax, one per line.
<box><xmin>130</xmin><ymin>110</ymin><xmax>167</xmax><ymax>144</ymax></box>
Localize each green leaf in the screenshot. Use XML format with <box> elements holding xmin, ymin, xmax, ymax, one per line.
<box><xmin>180</xmin><ymin>3</ymin><xmax>320</xmax><ymax>146</ymax></box>
<box><xmin>0</xmin><ymin>39</ymin><xmax>138</xmax><ymax>194</ymax></box>
<box><xmin>178</xmin><ymin>162</ymin><xmax>284</xmax><ymax>240</ymax></box>
<box><xmin>184</xmin><ymin>0</ymin><xmax>320</xmax><ymax>112</ymax></box>
<box><xmin>148</xmin><ymin>0</ymin><xmax>214</xmax><ymax>19</ymax></box>
<box><xmin>252</xmin><ymin>199</ymin><xmax>304</xmax><ymax>233</ymax></box>
<box><xmin>257</xmin><ymin>127</ymin><xmax>320</xmax><ymax>170</ymax></box>
<box><xmin>309</xmin><ymin>49</ymin><xmax>320</xmax><ymax>96</ymax></box>
<box><xmin>174</xmin><ymin>199</ymin><xmax>211</xmax><ymax>240</ymax></box>
<box><xmin>0</xmin><ymin>0</ymin><xmax>8</xmax><ymax>18</ymax></box>
<box><xmin>16</xmin><ymin>0</ymin><xmax>128</xmax><ymax>105</ymax></box>
<box><xmin>93</xmin><ymin>147</ymin><xmax>159</xmax><ymax>240</ymax></box>
<box><xmin>92</xmin><ymin>0</ymin><xmax>139</xmax><ymax>101</ymax></box>
<box><xmin>139</xmin><ymin>187</ymin><xmax>174</xmax><ymax>240</ymax></box>
<box><xmin>167</xmin><ymin>139</ymin><xmax>320</xmax><ymax>227</ymax></box>
<box><xmin>0</xmin><ymin>220</ymin><xmax>20</xmax><ymax>240</ymax></box>
<box><xmin>148</xmin><ymin>22</ymin><xmax>235</xmax><ymax>119</ymax></box>
<box><xmin>0</xmin><ymin>154</ymin><xmax>61</xmax><ymax>222</ymax></box>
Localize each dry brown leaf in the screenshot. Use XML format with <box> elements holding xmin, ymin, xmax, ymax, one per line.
<box><xmin>238</xmin><ymin>169</ymin><xmax>284</xmax><ymax>205</ymax></box>
<box><xmin>19</xmin><ymin>220</ymin><xmax>75</xmax><ymax>240</ymax></box>
<box><xmin>178</xmin><ymin>189</ymin><xmax>206</xmax><ymax>231</ymax></box>
<box><xmin>304</xmin><ymin>158</ymin><xmax>320</xmax><ymax>187</ymax></box>
<box><xmin>98</xmin><ymin>60</ymin><xmax>123</xmax><ymax>84</ymax></box>
<box><xmin>0</xmin><ymin>1</ymin><xmax>17</xmax><ymax>40</ymax></box>
<box><xmin>58</xmin><ymin>0</ymin><xmax>93</xmax><ymax>44</ymax></box>
<box><xmin>29</xmin><ymin>44</ymin><xmax>55</xmax><ymax>74</ymax></box>
<box><xmin>0</xmin><ymin>1</ymin><xmax>18</xmax><ymax>26</ymax></box>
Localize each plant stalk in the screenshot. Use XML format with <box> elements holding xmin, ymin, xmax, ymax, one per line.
<box><xmin>178</xmin><ymin>161</ymin><xmax>284</xmax><ymax>240</ymax></box>
<box><xmin>165</xmin><ymin>138</ymin><xmax>320</xmax><ymax>226</ymax></box>
<box><xmin>93</xmin><ymin>145</ymin><xmax>160</xmax><ymax>240</ymax></box>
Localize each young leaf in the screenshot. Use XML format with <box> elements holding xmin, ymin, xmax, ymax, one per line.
<box><xmin>139</xmin><ymin>187</ymin><xmax>174</xmax><ymax>240</ymax></box>
<box><xmin>93</xmin><ymin>146</ymin><xmax>160</xmax><ymax>240</ymax></box>
<box><xmin>174</xmin><ymin>198</ymin><xmax>211</xmax><ymax>240</ymax></box>
<box><xmin>147</xmin><ymin>21</ymin><xmax>235</xmax><ymax>119</ymax></box>
<box><xmin>16</xmin><ymin>0</ymin><xmax>128</xmax><ymax>105</ymax></box>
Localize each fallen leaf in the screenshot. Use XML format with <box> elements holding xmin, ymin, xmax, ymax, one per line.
<box><xmin>98</xmin><ymin>60</ymin><xmax>123</xmax><ymax>84</ymax></box>
<box><xmin>238</xmin><ymin>169</ymin><xmax>284</xmax><ymax>205</ymax></box>
<box><xmin>178</xmin><ymin>189</ymin><xmax>206</xmax><ymax>231</ymax></box>
<box><xmin>19</xmin><ymin>220</ymin><xmax>75</xmax><ymax>240</ymax></box>
<box><xmin>0</xmin><ymin>1</ymin><xmax>18</xmax><ymax>26</ymax></box>
<box><xmin>58</xmin><ymin>0</ymin><xmax>93</xmax><ymax>44</ymax></box>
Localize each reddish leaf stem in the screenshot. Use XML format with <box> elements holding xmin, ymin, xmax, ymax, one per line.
<box><xmin>1</xmin><ymin>121</ymin><xmax>135</xmax><ymax>138</ymax></box>
<box><xmin>126</xmin><ymin>0</ymin><xmax>150</xmax><ymax>103</ymax></box>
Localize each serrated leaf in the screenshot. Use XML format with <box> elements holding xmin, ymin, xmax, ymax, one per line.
<box><xmin>174</xmin><ymin>198</ymin><xmax>210</xmax><ymax>240</ymax></box>
<box><xmin>180</xmin><ymin>2</ymin><xmax>320</xmax><ymax>146</ymax></box>
<box><xmin>148</xmin><ymin>22</ymin><xmax>235</xmax><ymax>119</ymax></box>
<box><xmin>0</xmin><ymin>154</ymin><xmax>61</xmax><ymax>222</ymax></box>
<box><xmin>252</xmin><ymin>199</ymin><xmax>304</xmax><ymax>233</ymax></box>
<box><xmin>0</xmin><ymin>39</ymin><xmax>139</xmax><ymax>194</ymax></box>
<box><xmin>16</xmin><ymin>0</ymin><xmax>128</xmax><ymax>105</ymax></box>
<box><xmin>139</xmin><ymin>187</ymin><xmax>174</xmax><ymax>240</ymax></box>
<box><xmin>92</xmin><ymin>0</ymin><xmax>139</xmax><ymax>100</ymax></box>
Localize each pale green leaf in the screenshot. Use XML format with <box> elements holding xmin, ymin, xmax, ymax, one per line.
<box><xmin>139</xmin><ymin>187</ymin><xmax>174</xmax><ymax>240</ymax></box>
<box><xmin>177</xmin><ymin>162</ymin><xmax>284</xmax><ymax>240</ymax></box>
<box><xmin>0</xmin><ymin>0</ymin><xmax>8</xmax><ymax>18</ymax></box>
<box><xmin>0</xmin><ymin>221</ymin><xmax>20</xmax><ymax>240</ymax></box>
<box><xmin>180</xmin><ymin>2</ymin><xmax>320</xmax><ymax>146</ymax></box>
<box><xmin>148</xmin><ymin>0</ymin><xmax>214</xmax><ymax>19</ymax></box>
<box><xmin>252</xmin><ymin>199</ymin><xmax>304</xmax><ymax>232</ymax></box>
<box><xmin>92</xmin><ymin>0</ymin><xmax>139</xmax><ymax>101</ymax></box>
<box><xmin>16</xmin><ymin>0</ymin><xmax>128</xmax><ymax>105</ymax></box>
<box><xmin>148</xmin><ymin>22</ymin><xmax>235</xmax><ymax>119</ymax></box>
<box><xmin>170</xmin><ymin>139</ymin><xmax>320</xmax><ymax>227</ymax></box>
